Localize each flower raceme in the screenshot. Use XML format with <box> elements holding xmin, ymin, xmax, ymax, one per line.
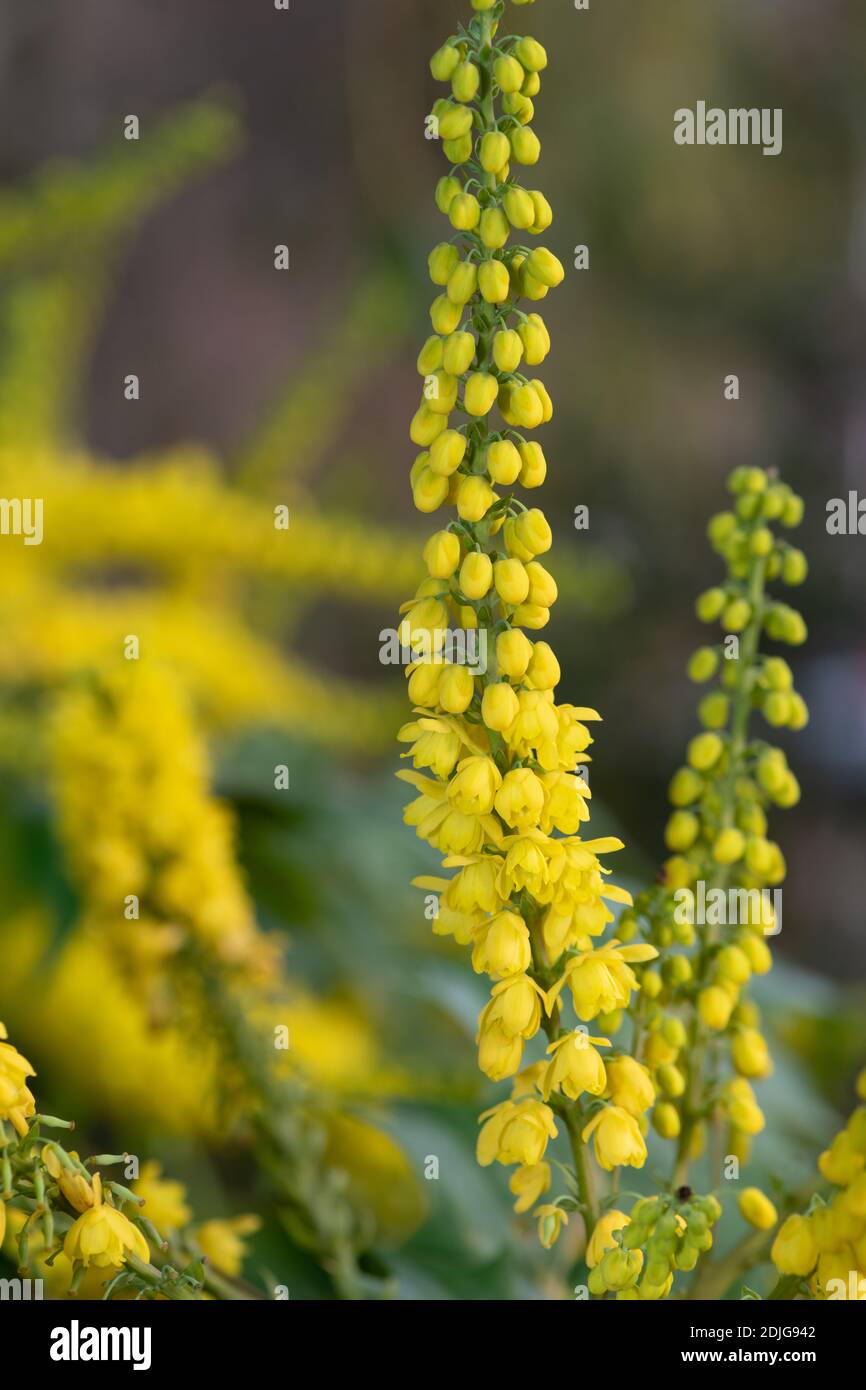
<box><xmin>619</xmin><ymin>466</ymin><xmax>809</xmax><ymax>1184</ymax></box>
<box><xmin>398</xmin><ymin>0</ymin><xmax>657</xmax><ymax>1249</ymax></box>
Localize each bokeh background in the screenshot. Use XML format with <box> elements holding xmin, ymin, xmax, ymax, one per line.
<box><xmin>0</xmin><ymin>0</ymin><xmax>863</xmax><ymax>1299</ymax></box>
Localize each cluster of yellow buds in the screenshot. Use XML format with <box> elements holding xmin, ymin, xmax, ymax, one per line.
<box><xmin>587</xmin><ymin>1191</ymin><xmax>722</xmax><ymax>1300</ymax></box>
<box><xmin>619</xmin><ymin>467</ymin><xmax>807</xmax><ymax>1180</ymax></box>
<box><xmin>771</xmin><ymin>1071</ymin><xmax>866</xmax><ymax>1299</ymax></box>
<box><xmin>399</xmin><ymin>0</ymin><xmax>657</xmax><ymax>1240</ymax></box>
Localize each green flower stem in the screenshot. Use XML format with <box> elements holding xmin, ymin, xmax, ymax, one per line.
<box><xmin>123</xmin><ymin>1253</ymin><xmax>202</xmax><ymax>1301</ymax></box>
<box><xmin>530</xmin><ymin>918</ymin><xmax>599</xmax><ymax>1231</ymax></box>
<box><xmin>687</xmin><ymin>1226</ymin><xmax>773</xmax><ymax>1300</ymax></box>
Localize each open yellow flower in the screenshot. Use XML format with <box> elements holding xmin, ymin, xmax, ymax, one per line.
<box><xmin>0</xmin><ymin>1023</ymin><xmax>37</xmax><ymax>1137</ymax></box>
<box><xmin>582</xmin><ymin>1106</ymin><xmax>648</xmax><ymax>1172</ymax></box>
<box><xmin>64</xmin><ymin>1173</ymin><xmax>150</xmax><ymax>1269</ymax></box>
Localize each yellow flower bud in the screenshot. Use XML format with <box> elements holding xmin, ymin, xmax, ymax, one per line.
<box><xmin>519</xmin><ymin>264</ymin><xmax>548</xmax><ymax>300</ymax></box>
<box><xmin>482</xmin><ymin>681</ymin><xmax>520</xmax><ymax>731</ymax></box>
<box><xmin>665</xmin><ymin>810</ymin><xmax>699</xmax><ymax>851</ymax></box>
<box><xmin>456</xmin><ymin>474</ymin><xmax>496</xmax><ymax>522</ymax></box>
<box><xmin>479</xmin><ymin>206</ymin><xmax>510</xmax><ymax>250</ymax></box>
<box><xmin>437</xmin><ymin>103</ymin><xmax>473</xmax><ymax>141</ymax></box>
<box><xmin>716</xmin><ymin>944</ymin><xmax>751</xmax><ymax>984</ymax></box>
<box><xmin>480</xmin><ymin>131</ymin><xmax>511</xmax><ymax>174</ymax></box>
<box><xmin>732</xmin><ymin>1028</ymin><xmax>772</xmax><ymax>1078</ymax></box>
<box><xmin>494</xmin><ymin>558</ymin><xmax>530</xmax><ymax>606</ymax></box>
<box><xmin>428</xmin><ymin>241</ymin><xmax>460</xmax><ymax>285</ymax></box>
<box><xmin>423</xmin><ymin>530</ymin><xmax>461</xmax><ymax>579</ymax></box>
<box><xmin>652</xmin><ymin>1102</ymin><xmax>681</xmax><ymax>1139</ymax></box>
<box><xmin>486</xmin><ymin>438</ymin><xmax>522</xmax><ymax>485</ymax></box>
<box><xmin>525</xmin><ymin>640</ymin><xmax>559</xmax><ymax>690</ymax></box>
<box><xmin>442</xmin><ymin>331</ymin><xmax>476</xmax><ymax>376</ymax></box>
<box><xmin>430</xmin><ymin>44</ymin><xmax>461</xmax><ymax>82</ymax></box>
<box><xmin>493</xmin><ymin>329</ymin><xmax>523</xmax><ymax>373</ymax></box>
<box><xmin>459</xmin><ymin>551</ymin><xmax>493</xmax><ymax>600</ymax></box>
<box><xmin>435</xmin><ymin>174</ymin><xmax>462</xmax><ymax>213</ymax></box>
<box><xmin>512</xmin><ymin>508</ymin><xmax>551</xmax><ymax>557</ymax></box>
<box><xmin>771</xmin><ymin>1214</ymin><xmax>817</xmax><ymax>1277</ymax></box>
<box><xmin>713</xmin><ymin>827</ymin><xmax>745</xmax><ymax>865</ymax></box>
<box><xmin>525</xmin><ymin>247</ymin><xmax>564</xmax><ymax>288</ymax></box>
<box><xmin>407</xmin><ymin>662</ymin><xmax>441</xmax><ymax>707</ymax></box>
<box><xmin>430</xmin><ymin>293</ymin><xmax>463</xmax><ymax>334</ymax></box>
<box><xmin>496</xmin><ymin>628</ymin><xmax>533</xmax><ymax>680</ymax></box>
<box><xmin>449</xmin><ymin>192</ymin><xmax>481</xmax><ymax>230</ymax></box>
<box><xmin>518</xmin><ymin>312</ymin><xmax>550</xmax><ymax>365</ymax></box>
<box><xmin>447</xmin><ymin>260</ymin><xmax>478</xmax><ymax>305</ymax></box>
<box><xmin>518</xmin><ymin>440</ymin><xmax>546</xmax><ymax>487</ymax></box>
<box><xmin>416</xmin><ymin>335</ymin><xmax>444</xmax><ymax>375</ymax></box>
<box><xmin>424</xmin><ymin>370</ymin><xmax>458</xmax><ymax>415</ymax></box>
<box><xmin>512</xmin><ymin>603</ymin><xmax>549</xmax><ymax>630</ymax></box>
<box><xmin>528</xmin><ymin>190</ymin><xmax>553</xmax><ymax>233</ymax></box>
<box><xmin>510</xmin><ymin>126</ymin><xmax>541</xmax><ymax>165</ymax></box>
<box><xmin>478</xmin><ymin>259</ymin><xmax>510</xmax><ymax>304</ymax></box>
<box><xmin>493</xmin><ymin>54</ymin><xmax>525</xmax><ymax>93</ymax></box>
<box><xmin>412</xmin><ymin>467</ymin><xmax>449</xmax><ymax>514</ymax></box>
<box><xmin>442</xmin><ymin>140</ymin><xmax>473</xmax><ymax>172</ymax></box>
<box><xmin>525</xmin><ymin>559</ymin><xmax>557</xmax><ymax>607</ymax></box>
<box><xmin>657</xmin><ymin>1063</ymin><xmax>686</xmax><ymax>1098</ymax></box>
<box><xmin>687</xmin><ymin>731</ymin><xmax>723</xmax><ymax>771</ymax></box>
<box><xmin>536</xmin><ymin>1204</ymin><xmax>568</xmax><ymax>1249</ymax></box>
<box><xmin>503</xmin><ymin>187</ymin><xmax>536</xmax><ymax>229</ymax></box>
<box><xmin>438</xmin><ymin>664</ymin><xmax>475</xmax><ymax>714</ymax></box>
<box><xmin>451</xmin><ymin>60</ymin><xmax>480</xmax><ymax>103</ymax></box>
<box><xmin>698</xmin><ymin>985</ymin><xmax>734</xmax><ymax>1031</ymax></box>
<box><xmin>739</xmin><ymin>933</ymin><xmax>772</xmax><ymax>975</ymax></box>
<box><xmin>464</xmin><ymin>371</ymin><xmax>499</xmax><ymax>416</ymax></box>
<box><xmin>410</xmin><ymin>403</ymin><xmax>448</xmax><ymax>447</ymax></box>
<box><xmin>502</xmin><ymin>381</ymin><xmax>544</xmax><ymax>428</ymax></box>
<box><xmin>514</xmin><ymin>37</ymin><xmax>548</xmax><ymax>72</ymax></box>
<box><xmin>529</xmin><ymin>377</ymin><xmax>553</xmax><ymax>421</ymax></box>
<box><xmin>428</xmin><ymin>428</ymin><xmax>467</xmax><ymax>476</ymax></box>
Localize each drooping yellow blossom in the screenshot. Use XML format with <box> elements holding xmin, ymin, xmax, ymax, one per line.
<box><xmin>582</xmin><ymin>1106</ymin><xmax>648</xmax><ymax>1172</ymax></box>
<box><xmin>477</xmin><ymin>1099</ymin><xmax>558</xmax><ymax>1169</ymax></box>
<box><xmin>64</xmin><ymin>1174</ymin><xmax>150</xmax><ymax>1270</ymax></box>
<box><xmin>536</xmin><ymin>1204</ymin><xmax>568</xmax><ymax>1250</ymax></box>
<box><xmin>508</xmin><ymin>1162</ymin><xmax>551</xmax><ymax>1214</ymax></box>
<box><xmin>0</xmin><ymin>1021</ymin><xmax>36</xmax><ymax>1137</ymax></box>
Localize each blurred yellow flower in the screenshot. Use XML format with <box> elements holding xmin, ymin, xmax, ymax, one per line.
<box><xmin>132</xmin><ymin>1162</ymin><xmax>192</xmax><ymax>1236</ymax></box>
<box><xmin>195</xmin><ymin>1215</ymin><xmax>261</xmax><ymax>1278</ymax></box>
